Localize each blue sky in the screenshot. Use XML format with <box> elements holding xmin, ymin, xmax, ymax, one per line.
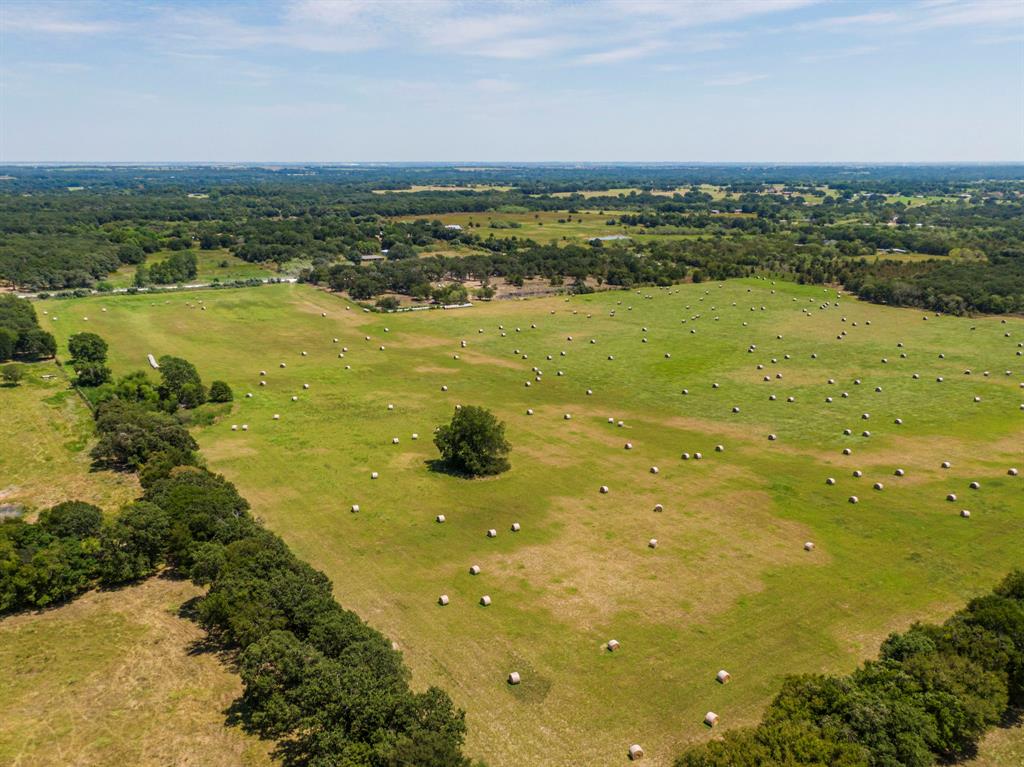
<box><xmin>1</xmin><ymin>0</ymin><xmax>1022</xmax><ymax>162</ymax></box>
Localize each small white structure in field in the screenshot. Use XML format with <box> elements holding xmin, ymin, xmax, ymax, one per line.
<box><xmin>607</xmin><ymin>639</ymin><xmax>621</xmax><ymax>652</ymax></box>
<box><xmin>246</xmin><ymin>392</ymin><xmax>253</xmax><ymax>398</ymax></box>
<box><xmin>436</xmin><ymin>514</ymin><xmax>446</xmax><ymax>523</ymax></box>
<box><xmin>273</xmin><ymin>414</ymin><xmax>280</xmax><ymax>420</ymax></box>
<box><xmin>469</xmin><ymin>565</ymin><xmax>481</xmax><ymax>575</ymax></box>
<box><xmin>508</xmin><ymin>672</ymin><xmax>521</xmax><ymax>685</ymax></box>
<box><xmin>291</xmin><ymin>395</ymin><xmax>298</xmax><ymax>401</ymax></box>
<box><xmin>715</xmin><ymin>444</ymin><xmax>724</xmax><ymax>452</ymax></box>
<box><xmin>600</xmin><ymin>485</ymin><xmax>609</xmax><ymax>494</ymax></box>
<box><xmin>351</xmin><ymin>504</ymin><xmax>360</xmax><ymax>512</ymax></box>
<box><xmin>826</xmin><ymin>477</ymin><xmax>836</xmax><ymax>485</ymax></box>
<box><xmin>895</xmin><ymin>469</ymin><xmax>905</xmax><ymax>477</ymax></box>
<box><xmin>768</xmin><ymin>433</ymin><xmax>777</xmax><ymax>441</ymax></box>
<box><xmin>280</xmin><ymin>362</ymin><xmax>287</xmax><ymax>368</ymax></box>
<box><xmin>650</xmin><ymin>466</ymin><xmax>659</xmax><ymax>474</ymax></box>
<box><xmin>853</xmin><ymin>470</ymin><xmax>863</xmax><ymax>478</ymax></box>
<box><xmin>629</xmin><ymin>744</ymin><xmax>644</xmax><ymax>761</ymax></box>
<box><xmin>1009</xmin><ymin>468</ymin><xmax>1019</xmax><ymax>476</ymax></box>
<box><xmin>648</xmin><ymin>538</ymin><xmax>658</xmax><ymax>548</ymax></box>
<box><xmin>625</xmin><ymin>442</ymin><xmax>633</xmax><ymax>450</ymax></box>
<box><xmin>961</xmin><ymin>509</ymin><xmax>971</xmax><ymax>518</ymax></box>
<box><xmin>717</xmin><ymin>670</ymin><xmax>732</xmax><ymax>683</ymax></box>
<box><xmin>704</xmin><ymin>712</ymin><xmax>719</xmax><ymax>728</ymax></box>
<box><xmin>392</xmin><ymin>437</ymin><xmax>399</xmax><ymax>444</ymax></box>
<box><xmin>942</xmin><ymin>461</ymin><xmax>952</xmax><ymax>469</ymax></box>
<box><xmin>873</xmin><ymin>482</ymin><xmax>884</xmax><ymax>491</ymax></box>
<box><xmin>241</xmin><ymin>424</ymin><xmax>249</xmax><ymax>431</ymax></box>
<box><xmin>438</xmin><ymin>594</ymin><xmax>449</xmax><ymax>605</ymax></box>
<box><xmin>441</xmin><ymin>385</ymin><xmax>448</xmax><ymax>391</ymax></box>
<box><xmin>732</xmin><ymin>406</ymin><xmax>740</xmax><ymax>413</ymax></box>
<box><xmin>371</xmin><ymin>471</ymin><xmax>379</xmax><ymax>479</ymax></box>
<box><xmin>487</xmin><ymin>529</ymin><xmax>497</xmax><ymax>538</ymax></box>
<box><xmin>895</xmin><ymin>418</ymin><xmax>903</xmax><ymax>425</ymax></box>
<box><xmin>479</xmin><ymin>595</ymin><xmax>491</xmax><ymax>606</ymax></box>
<box><xmin>804</xmin><ymin>541</ymin><xmax>815</xmax><ymax>551</ymax></box>
<box><xmin>947</xmin><ymin>493</ymin><xmax>957</xmax><ymax>502</ymax></box>
<box><xmin>526</xmin><ymin>408</ymin><xmax>534</xmax><ymax>415</ymax></box>
<box><xmin>653</xmin><ymin>503</ymin><xmax>664</xmax><ymax>512</ymax></box>
<box><xmin>969</xmin><ymin>481</ymin><xmax>980</xmax><ymax>489</ymax></box>
<box><xmin>849</xmin><ymin>495</ymin><xmax>859</xmax><ymax>504</ymax></box>
<box><xmin>511</xmin><ymin>522</ymin><xmax>521</xmax><ymax>532</ymax></box>
<box><xmin>303</xmin><ymin>383</ymin><xmax>310</xmax><ymax>390</ymax></box>
<box><xmin>231</xmin><ymin>424</ymin><xmax>239</xmax><ymax>431</ymax></box>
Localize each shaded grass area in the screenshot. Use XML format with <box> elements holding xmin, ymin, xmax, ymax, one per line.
<box><xmin>105</xmin><ymin>248</ymin><xmax>279</xmax><ymax>288</ymax></box>
<box><xmin>45</xmin><ymin>280</ymin><xmax>1024</xmax><ymax>766</ymax></box>
<box><xmin>0</xmin><ymin>577</ymin><xmax>274</xmax><ymax>767</ymax></box>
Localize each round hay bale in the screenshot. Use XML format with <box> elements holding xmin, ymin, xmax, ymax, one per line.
<box><xmin>681</xmin><ymin>452</ymin><xmax>690</xmax><ymax>460</ymax></box>
<box><xmin>653</xmin><ymin>503</ymin><xmax>664</xmax><ymax>512</ymax></box>
<box><xmin>351</xmin><ymin>504</ymin><xmax>360</xmax><ymax>513</ymax></box>
<box><xmin>853</xmin><ymin>470</ymin><xmax>863</xmax><ymax>478</ymax></box>
<box><xmin>607</xmin><ymin>639</ymin><xmax>621</xmax><ymax>652</ymax></box>
<box><xmin>479</xmin><ymin>595</ymin><xmax>491</xmax><ymax>606</ymax></box>
<box><xmin>849</xmin><ymin>495</ymin><xmax>859</xmax><ymax>504</ymax></box>
<box><xmin>694</xmin><ymin>452</ymin><xmax>703</xmax><ymax>460</ymax></box>
<box><xmin>895</xmin><ymin>468</ymin><xmax>905</xmax><ymax>477</ymax></box>
<box><xmin>273</xmin><ymin>414</ymin><xmax>280</xmax><ymax>420</ymax></box>
<box><xmin>826</xmin><ymin>477</ymin><xmax>836</xmax><ymax>485</ymax></box>
<box><xmin>508</xmin><ymin>671</ymin><xmax>521</xmax><ymax>685</ymax></box>
<box><xmin>704</xmin><ymin>712</ymin><xmax>719</xmax><ymax>728</ymax></box>
<box><xmin>469</xmin><ymin>565</ymin><xmax>481</xmax><ymax>575</ymax></box>
<box><xmin>436</xmin><ymin>514</ymin><xmax>446</xmax><ymax>523</ymax></box>
<box><xmin>804</xmin><ymin>542</ymin><xmax>815</xmax><ymax>552</ymax></box>
<box><xmin>526</xmin><ymin>408</ymin><xmax>534</xmax><ymax>415</ymax></box>
<box><xmin>487</xmin><ymin>529</ymin><xmax>497</xmax><ymax>538</ymax></box>
<box><xmin>715</xmin><ymin>444</ymin><xmax>724</xmax><ymax>452</ymax></box>
<box><xmin>231</xmin><ymin>424</ymin><xmax>238</xmax><ymax>431</ymax></box>
<box><xmin>732</xmin><ymin>406</ymin><xmax>740</xmax><ymax>413</ymax></box>
<box><xmin>412</xmin><ymin>433</ymin><xmax>419</xmax><ymax>440</ymax></box>
<box><xmin>894</xmin><ymin>418</ymin><xmax>903</xmax><ymax>425</ymax></box>
<box><xmin>650</xmin><ymin>466</ymin><xmax>659</xmax><ymax>474</ymax></box>
<box><xmin>624</xmin><ymin>442</ymin><xmax>633</xmax><ymax>450</ymax></box>
<box><xmin>1009</xmin><ymin>468</ymin><xmax>1019</xmax><ymax>476</ymax></box>
<box><xmin>438</xmin><ymin>594</ymin><xmax>449</xmax><ymax>605</ymax></box>
<box><xmin>961</xmin><ymin>509</ymin><xmax>971</xmax><ymax>518</ymax></box>
<box><xmin>768</xmin><ymin>433</ymin><xmax>777</xmax><ymax>441</ymax></box>
<box><xmin>717</xmin><ymin>669</ymin><xmax>732</xmax><ymax>683</ymax></box>
<box><xmin>648</xmin><ymin>538</ymin><xmax>658</xmax><ymax>548</ymax></box>
<box><xmin>942</xmin><ymin>461</ymin><xmax>951</xmax><ymax>469</ymax></box>
<box><xmin>969</xmin><ymin>481</ymin><xmax>980</xmax><ymax>489</ymax></box>
<box><xmin>564</xmin><ymin>413</ymin><xmax>572</xmax><ymax>420</ymax></box>
<box><xmin>371</xmin><ymin>471</ymin><xmax>379</xmax><ymax>479</ymax></box>
<box><xmin>873</xmin><ymin>482</ymin><xmax>884</xmax><ymax>491</ymax></box>
<box><xmin>599</xmin><ymin>485</ymin><xmax>609</xmax><ymax>494</ymax></box>
<box><xmin>843</xmin><ymin>448</ymin><xmax>852</xmax><ymax>455</ymax></box>
<box><xmin>511</xmin><ymin>522</ymin><xmax>521</xmax><ymax>532</ymax></box>
<box><xmin>441</xmin><ymin>385</ymin><xmax>448</xmax><ymax>391</ymax></box>
<box><xmin>629</xmin><ymin>744</ymin><xmax>644</xmax><ymax>760</ymax></box>
<box><xmin>947</xmin><ymin>493</ymin><xmax>957</xmax><ymax>502</ymax></box>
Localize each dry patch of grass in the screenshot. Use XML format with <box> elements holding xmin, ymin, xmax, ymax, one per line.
<box><xmin>0</xmin><ymin>577</ymin><xmax>273</xmax><ymax>767</ymax></box>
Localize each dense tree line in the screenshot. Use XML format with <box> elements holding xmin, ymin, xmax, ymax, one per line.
<box><xmin>0</xmin><ymin>295</ymin><xmax>56</xmax><ymax>361</ymax></box>
<box><xmin>0</xmin><ymin>339</ymin><xmax>472</xmax><ymax>766</ymax></box>
<box><xmin>2</xmin><ymin>166</ymin><xmax>1022</xmax><ymax>314</ymax></box>
<box><xmin>675</xmin><ymin>569</ymin><xmax>1024</xmax><ymax>767</ymax></box>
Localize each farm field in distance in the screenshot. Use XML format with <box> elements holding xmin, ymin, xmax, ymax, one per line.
<box><xmin>105</xmin><ymin>247</ymin><xmax>281</xmax><ymax>288</ymax></box>
<box><xmin>46</xmin><ymin>280</ymin><xmax>1023</xmax><ymax>766</ymax></box>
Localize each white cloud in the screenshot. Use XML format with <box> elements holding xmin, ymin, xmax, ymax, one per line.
<box><xmin>799</xmin><ymin>44</ymin><xmax>879</xmax><ymax>63</ymax></box>
<box><xmin>1</xmin><ymin>5</ymin><xmax>121</xmax><ymax>35</ymax></box>
<box><xmin>795</xmin><ymin>11</ymin><xmax>902</xmax><ymax>31</ymax></box>
<box><xmin>918</xmin><ymin>0</ymin><xmax>1024</xmax><ymax>28</ymax></box>
<box><xmin>705</xmin><ymin>73</ymin><xmax>768</xmax><ymax>87</ymax></box>
<box><xmin>574</xmin><ymin>41</ymin><xmax>666</xmax><ymax>66</ymax></box>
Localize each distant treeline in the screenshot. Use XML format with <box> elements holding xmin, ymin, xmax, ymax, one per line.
<box><xmin>675</xmin><ymin>568</ymin><xmax>1024</xmax><ymax>767</ymax></box>
<box><xmin>2</xmin><ymin>166</ymin><xmax>1022</xmax><ymax>315</ymax></box>
<box><xmin>0</xmin><ymin>336</ymin><xmax>474</xmax><ymax>766</ymax></box>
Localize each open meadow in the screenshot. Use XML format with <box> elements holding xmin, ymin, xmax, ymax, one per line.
<box><xmin>104</xmin><ymin>248</ymin><xmax>279</xmax><ymax>289</ymax></box>
<box><xmin>46</xmin><ymin>280</ymin><xmax>1024</xmax><ymax>766</ymax></box>
<box><xmin>0</xmin><ymin>577</ymin><xmax>273</xmax><ymax>767</ymax></box>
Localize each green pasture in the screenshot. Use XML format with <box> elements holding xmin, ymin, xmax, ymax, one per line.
<box><xmin>45</xmin><ymin>280</ymin><xmax>1024</xmax><ymax>766</ymax></box>
<box><xmin>105</xmin><ymin>248</ymin><xmax>279</xmax><ymax>288</ymax></box>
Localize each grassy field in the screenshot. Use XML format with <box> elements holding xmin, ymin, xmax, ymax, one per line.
<box><xmin>45</xmin><ymin>281</ymin><xmax>1024</xmax><ymax>766</ymax></box>
<box><xmin>398</xmin><ymin>208</ymin><xmax>629</xmax><ymax>243</ymax></box>
<box><xmin>0</xmin><ymin>577</ymin><xmax>273</xmax><ymax>767</ymax></box>
<box><xmin>105</xmin><ymin>248</ymin><xmax>279</xmax><ymax>289</ymax></box>
<box><xmin>0</xmin><ymin>364</ymin><xmax>138</xmax><ymax>515</ymax></box>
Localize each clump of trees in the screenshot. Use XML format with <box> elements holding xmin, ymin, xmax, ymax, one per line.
<box><xmin>674</xmin><ymin>569</ymin><xmax>1024</xmax><ymax>767</ymax></box>
<box><xmin>68</xmin><ymin>331</ymin><xmax>112</xmax><ymax>387</ymax></box>
<box><xmin>434</xmin><ymin>405</ymin><xmax>511</xmax><ymax>476</ymax></box>
<box><xmin>0</xmin><ymin>295</ymin><xmax>56</xmax><ymax>362</ymax></box>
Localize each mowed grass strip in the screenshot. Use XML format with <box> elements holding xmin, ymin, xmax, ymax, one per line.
<box><xmin>46</xmin><ymin>280</ymin><xmax>1024</xmax><ymax>766</ymax></box>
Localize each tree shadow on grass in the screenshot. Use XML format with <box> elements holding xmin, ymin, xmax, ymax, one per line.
<box><xmin>424</xmin><ymin>458</ymin><xmax>473</xmax><ymax>478</ymax></box>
